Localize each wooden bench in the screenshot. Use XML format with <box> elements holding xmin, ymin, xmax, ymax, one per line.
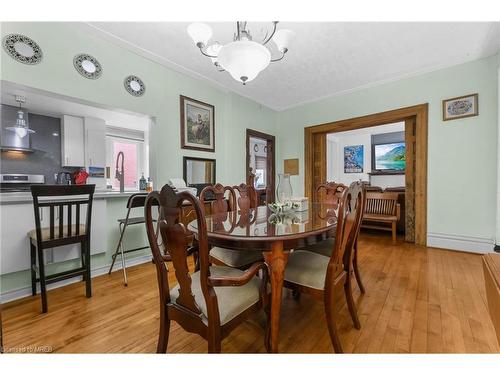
<box><xmin>361</xmin><ymin>192</ymin><xmax>400</xmax><ymax>244</ymax></box>
<box><xmin>483</xmin><ymin>253</ymin><xmax>500</xmax><ymax>345</ymax></box>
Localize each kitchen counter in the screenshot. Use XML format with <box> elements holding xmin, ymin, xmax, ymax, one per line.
<box><xmin>0</xmin><ymin>190</ymin><xmax>143</xmax><ymax>204</ymax></box>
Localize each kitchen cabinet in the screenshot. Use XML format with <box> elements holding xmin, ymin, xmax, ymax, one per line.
<box><xmin>84</xmin><ymin>117</ymin><xmax>106</xmax><ymax>169</ymax></box>
<box><xmin>84</xmin><ymin>117</ymin><xmax>106</xmax><ymax>189</ymax></box>
<box><xmin>61</xmin><ymin>115</ymin><xmax>85</xmax><ymax>167</ymax></box>
<box><xmin>0</xmin><ymin>199</ymin><xmax>107</xmax><ymax>275</ymax></box>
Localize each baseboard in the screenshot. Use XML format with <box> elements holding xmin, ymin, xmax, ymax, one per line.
<box><xmin>0</xmin><ymin>254</ymin><xmax>153</xmax><ymax>304</ymax></box>
<box><xmin>427</xmin><ymin>232</ymin><xmax>495</xmax><ymax>254</ymax></box>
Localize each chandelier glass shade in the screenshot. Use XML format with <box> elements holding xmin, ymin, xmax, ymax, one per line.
<box><xmin>187</xmin><ymin>22</ymin><xmax>213</xmax><ymax>47</ymax></box>
<box><xmin>217</xmin><ymin>41</ymin><xmax>271</xmax><ymax>83</ymax></box>
<box><xmin>187</xmin><ymin>22</ymin><xmax>294</xmax><ymax>84</ymax></box>
<box><xmin>272</xmin><ymin>29</ymin><xmax>295</xmax><ymax>52</ymax></box>
<box><xmin>5</xmin><ymin>96</ymin><xmax>34</xmax><ymax>138</ymax></box>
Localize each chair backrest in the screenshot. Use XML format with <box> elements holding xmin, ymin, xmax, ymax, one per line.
<box><xmin>316</xmin><ymin>182</ymin><xmax>347</xmax><ymax>206</ymax></box>
<box><xmin>30</xmin><ymin>184</ymin><xmax>95</xmax><ymax>247</ymax></box>
<box><xmin>364</xmin><ymin>192</ymin><xmax>398</xmax><ymax>216</ymax></box>
<box><xmin>364</xmin><ymin>185</ymin><xmax>383</xmax><ymax>193</ymax></box>
<box><xmin>199</xmin><ymin>183</ymin><xmax>236</xmax><ymax>215</ymax></box>
<box><xmin>200</xmin><ymin>183</ymin><xmax>237</xmax><ymax>232</ymax></box>
<box><xmin>125</xmin><ymin>193</ymin><xmax>149</xmax><ymax>209</ymax></box>
<box><xmin>144</xmin><ymin>184</ymin><xmax>222</xmax><ymax>326</ymax></box>
<box><xmin>233</xmin><ymin>183</ymin><xmax>258</xmax><ymax>210</ymax></box>
<box><xmin>326</xmin><ymin>181</ymin><xmax>365</xmax><ymax>283</ymax></box>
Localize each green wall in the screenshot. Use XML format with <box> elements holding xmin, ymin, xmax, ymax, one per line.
<box><xmin>0</xmin><ymin>22</ymin><xmax>277</xmax><ymax>298</ymax></box>
<box><xmin>275</xmin><ymin>54</ymin><xmax>499</xmax><ymax>243</ymax></box>
<box><xmin>496</xmin><ymin>53</ymin><xmax>500</xmax><ymax>246</ymax></box>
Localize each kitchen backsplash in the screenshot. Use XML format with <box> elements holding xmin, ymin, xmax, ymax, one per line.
<box><xmin>1</xmin><ymin>104</ymin><xmax>77</xmax><ymax>183</ymax></box>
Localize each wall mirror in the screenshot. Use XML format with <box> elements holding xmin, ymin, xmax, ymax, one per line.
<box><xmin>124</xmin><ymin>75</ymin><xmax>146</xmax><ymax>96</ymax></box>
<box><xmin>183</xmin><ymin>156</ymin><xmax>216</xmax><ymax>195</ymax></box>
<box><xmin>3</xmin><ymin>34</ymin><xmax>43</xmax><ymax>64</ymax></box>
<box><xmin>73</xmin><ymin>53</ymin><xmax>103</xmax><ymax>79</ymax></box>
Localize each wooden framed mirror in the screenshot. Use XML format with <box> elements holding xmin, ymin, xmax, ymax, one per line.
<box><xmin>183</xmin><ymin>156</ymin><xmax>216</xmax><ymax>195</ymax></box>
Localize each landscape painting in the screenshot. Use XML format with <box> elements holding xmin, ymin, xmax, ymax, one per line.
<box><xmin>180</xmin><ymin>95</ymin><xmax>215</xmax><ymax>152</ymax></box>
<box><xmin>374</xmin><ymin>142</ymin><xmax>406</xmax><ymax>171</ymax></box>
<box><xmin>344</xmin><ymin>145</ymin><xmax>364</xmax><ymax>173</ymax></box>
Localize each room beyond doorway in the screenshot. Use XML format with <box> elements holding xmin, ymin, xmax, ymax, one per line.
<box><xmin>304</xmin><ymin>104</ymin><xmax>428</xmax><ymax>245</ymax></box>
<box><xmin>326</xmin><ymin>122</ymin><xmax>407</xmax><ymax>239</ymax></box>
<box><xmin>246</xmin><ymin>129</ymin><xmax>276</xmax><ymax>205</ymax></box>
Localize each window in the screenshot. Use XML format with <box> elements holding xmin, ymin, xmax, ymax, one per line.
<box><xmin>255</xmin><ymin>156</ymin><xmax>267</xmax><ymax>189</ymax></box>
<box><xmin>106</xmin><ymin>127</ymin><xmax>147</xmax><ymax>190</ymax></box>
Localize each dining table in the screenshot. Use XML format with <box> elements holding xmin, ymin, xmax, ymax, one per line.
<box><xmin>187</xmin><ymin>203</ymin><xmax>337</xmax><ymax>353</ymax></box>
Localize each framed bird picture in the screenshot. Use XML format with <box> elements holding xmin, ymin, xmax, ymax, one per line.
<box><xmin>180</xmin><ymin>95</ymin><xmax>215</xmax><ymax>152</ymax></box>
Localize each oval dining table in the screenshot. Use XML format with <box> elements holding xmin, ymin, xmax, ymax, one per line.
<box><xmin>187</xmin><ymin>203</ymin><xmax>337</xmax><ymax>353</ymax></box>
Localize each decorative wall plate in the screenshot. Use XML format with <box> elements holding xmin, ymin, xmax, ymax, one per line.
<box><xmin>2</xmin><ymin>34</ymin><xmax>43</xmax><ymax>65</ymax></box>
<box><xmin>73</xmin><ymin>53</ymin><xmax>102</xmax><ymax>79</ymax></box>
<box><xmin>124</xmin><ymin>75</ymin><xmax>146</xmax><ymax>96</ymax></box>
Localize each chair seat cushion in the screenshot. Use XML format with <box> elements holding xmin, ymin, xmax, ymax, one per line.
<box><xmin>210</xmin><ymin>247</ymin><xmax>263</xmax><ymax>268</ymax></box>
<box><xmin>285</xmin><ymin>250</ymin><xmax>332</xmax><ymax>290</ymax></box>
<box><xmin>363</xmin><ymin>213</ymin><xmax>397</xmax><ymax>221</ymax></box>
<box><xmin>28</xmin><ymin>224</ymin><xmax>86</xmax><ymax>243</ymax></box>
<box><xmin>299</xmin><ymin>238</ymin><xmax>335</xmax><ymax>257</ymax></box>
<box><xmin>170</xmin><ymin>266</ymin><xmax>261</xmax><ymax>325</ymax></box>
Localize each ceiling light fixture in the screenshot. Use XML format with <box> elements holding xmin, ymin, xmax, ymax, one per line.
<box><xmin>187</xmin><ymin>21</ymin><xmax>294</xmax><ymax>85</ymax></box>
<box><xmin>6</xmin><ymin>95</ymin><xmax>35</xmax><ymax>138</ymax></box>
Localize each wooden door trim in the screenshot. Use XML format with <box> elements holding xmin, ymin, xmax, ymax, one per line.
<box><xmin>304</xmin><ymin>104</ymin><xmax>428</xmax><ymax>245</ymax></box>
<box><xmin>246</xmin><ymin>129</ymin><xmax>276</xmax><ymax>203</ymax></box>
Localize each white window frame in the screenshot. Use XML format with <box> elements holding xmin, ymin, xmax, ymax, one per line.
<box><xmin>106</xmin><ymin>126</ymin><xmax>147</xmax><ymax>191</ymax></box>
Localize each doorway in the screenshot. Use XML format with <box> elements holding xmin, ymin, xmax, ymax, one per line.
<box><xmin>304</xmin><ymin>104</ymin><xmax>428</xmax><ymax>245</ymax></box>
<box><xmin>246</xmin><ymin>129</ymin><xmax>275</xmax><ymax>205</ymax></box>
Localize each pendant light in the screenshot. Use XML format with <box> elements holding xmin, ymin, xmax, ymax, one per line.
<box><xmin>6</xmin><ymin>95</ymin><xmax>35</xmax><ymax>138</ymax></box>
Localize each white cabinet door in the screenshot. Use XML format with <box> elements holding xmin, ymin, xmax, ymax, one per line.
<box><xmin>61</xmin><ymin>115</ymin><xmax>85</xmax><ymax>167</ymax></box>
<box><xmin>84</xmin><ymin>117</ymin><xmax>106</xmax><ymax>168</ymax></box>
<box><xmin>0</xmin><ymin>203</ymin><xmax>36</xmax><ymax>274</ymax></box>
<box><xmin>0</xmin><ymin>200</ymin><xmax>108</xmax><ymax>275</ymax></box>
<box><xmin>84</xmin><ymin>117</ymin><xmax>107</xmax><ymax>190</ymax></box>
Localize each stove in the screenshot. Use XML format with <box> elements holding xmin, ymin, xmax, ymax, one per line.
<box><xmin>0</xmin><ymin>174</ymin><xmax>45</xmax><ymax>193</ymax></box>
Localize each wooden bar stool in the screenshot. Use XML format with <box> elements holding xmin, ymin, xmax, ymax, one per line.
<box><xmin>29</xmin><ymin>184</ymin><xmax>95</xmax><ymax>313</ymax></box>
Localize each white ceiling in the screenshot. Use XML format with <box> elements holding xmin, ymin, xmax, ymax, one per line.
<box><xmin>88</xmin><ymin>22</ymin><xmax>500</xmax><ymax>111</ymax></box>
<box><xmin>1</xmin><ymin>81</ymin><xmax>150</xmax><ymax>131</ymax></box>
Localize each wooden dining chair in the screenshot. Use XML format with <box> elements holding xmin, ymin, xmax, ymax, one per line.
<box><xmin>200</xmin><ymin>183</ymin><xmax>263</xmax><ymax>269</ymax></box>
<box><xmin>144</xmin><ymin>184</ymin><xmax>269</xmax><ymax>353</ymax></box>
<box><xmin>233</xmin><ymin>182</ymin><xmax>258</xmax><ymax>210</ymax></box>
<box><xmin>302</xmin><ymin>182</ymin><xmax>366</xmax><ymax>293</ymax></box>
<box><xmin>317</xmin><ymin>181</ymin><xmax>346</xmax><ymax>207</ymax></box>
<box><xmin>29</xmin><ymin>184</ymin><xmax>95</xmax><ymax>313</ymax></box>
<box><xmin>283</xmin><ymin>181</ymin><xmax>365</xmax><ymax>353</ymax></box>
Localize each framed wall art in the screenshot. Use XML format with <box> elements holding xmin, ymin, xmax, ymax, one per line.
<box><xmin>442</xmin><ymin>93</ymin><xmax>478</xmax><ymax>121</ymax></box>
<box><xmin>344</xmin><ymin>145</ymin><xmax>364</xmax><ymax>173</ymax></box>
<box><xmin>180</xmin><ymin>95</ymin><xmax>215</xmax><ymax>152</ymax></box>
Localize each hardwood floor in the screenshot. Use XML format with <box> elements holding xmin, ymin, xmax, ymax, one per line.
<box><xmin>1</xmin><ymin>232</ymin><xmax>499</xmax><ymax>353</ymax></box>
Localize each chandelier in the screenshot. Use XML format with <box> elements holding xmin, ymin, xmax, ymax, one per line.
<box><xmin>187</xmin><ymin>21</ymin><xmax>294</xmax><ymax>85</ymax></box>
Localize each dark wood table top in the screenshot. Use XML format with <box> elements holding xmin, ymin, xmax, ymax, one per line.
<box><xmin>188</xmin><ymin>203</ymin><xmax>337</xmax><ymax>250</ymax></box>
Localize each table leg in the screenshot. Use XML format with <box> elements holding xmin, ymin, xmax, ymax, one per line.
<box><xmin>263</xmin><ymin>240</ymin><xmax>289</xmax><ymax>353</ymax></box>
